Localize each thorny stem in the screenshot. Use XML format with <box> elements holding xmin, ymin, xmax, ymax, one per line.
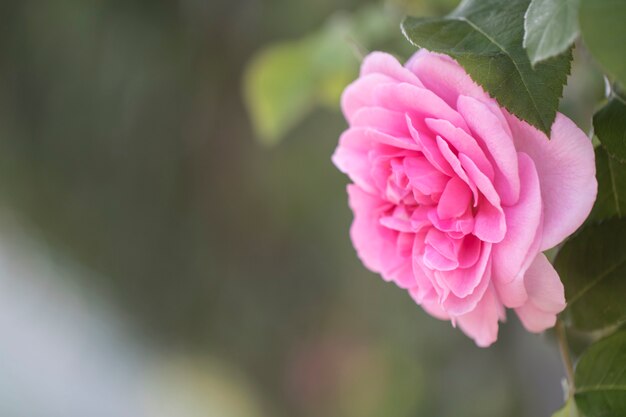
<box><xmin>556</xmin><ymin>318</ymin><xmax>575</xmax><ymax>396</ymax></box>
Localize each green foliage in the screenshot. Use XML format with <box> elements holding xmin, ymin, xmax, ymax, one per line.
<box><xmin>594</xmin><ymin>94</ymin><xmax>626</xmax><ymax>162</ymax></box>
<box><xmin>243</xmin><ymin>5</ymin><xmax>394</xmax><ymax>146</ymax></box>
<box><xmin>524</xmin><ymin>0</ymin><xmax>580</xmax><ymax>65</ymax></box>
<box><xmin>589</xmin><ymin>147</ymin><xmax>626</xmax><ymax>222</ymax></box>
<box><xmin>401</xmin><ymin>0</ymin><xmax>572</xmax><ymax>135</ymax></box>
<box><xmin>574</xmin><ymin>330</ymin><xmax>626</xmax><ymax>416</ymax></box>
<box><xmin>580</xmin><ymin>0</ymin><xmax>626</xmax><ymax>86</ymax></box>
<box><xmin>243</xmin><ymin>20</ymin><xmax>355</xmax><ymax>146</ymax></box>
<box><xmin>552</xmin><ymin>398</ymin><xmax>579</xmax><ymax>417</ymax></box>
<box><xmin>555</xmin><ymin>218</ymin><xmax>626</xmax><ymax>332</ymax></box>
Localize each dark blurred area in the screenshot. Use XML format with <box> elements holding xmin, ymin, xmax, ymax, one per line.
<box><xmin>0</xmin><ymin>1</ymin><xmax>602</xmax><ymax>416</ymax></box>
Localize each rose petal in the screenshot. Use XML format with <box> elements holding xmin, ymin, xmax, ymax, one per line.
<box><xmin>407</xmin><ymin>116</ymin><xmax>454</xmax><ymax>176</ymax></box>
<box><xmin>438</xmin><ymin>177</ymin><xmax>473</xmax><ymax>220</ymax></box>
<box><xmin>361</xmin><ymin>51</ymin><xmax>425</xmax><ymax>87</ymax></box>
<box><xmin>508</xmin><ymin>113</ymin><xmax>597</xmax><ymax>251</ymax></box>
<box><xmin>457</xmin><ymin>95</ymin><xmax>521</xmax><ymax>206</ymax></box>
<box><xmin>374</xmin><ymin>82</ymin><xmax>469</xmax><ymax>131</ymax></box>
<box><xmin>342</xmin><ymin>73</ymin><xmax>396</xmax><ymax>123</ymax></box>
<box><xmin>456</xmin><ymin>284</ymin><xmax>505</xmax><ymax>347</ymax></box>
<box><xmin>423</xmin><ymin>244</ymin><xmax>459</xmax><ymax>271</ymax></box>
<box><xmin>441</xmin><ymin>244</ymin><xmax>493</xmax><ymax>315</ymax></box>
<box><xmin>459</xmin><ymin>154</ymin><xmax>506</xmax><ymax>243</ymax></box>
<box><xmin>350</xmin><ymin>107</ymin><xmax>410</xmax><ymax>137</ymax></box>
<box><xmin>437</xmin><ymin>239</ymin><xmax>491</xmax><ymax>299</ymax></box>
<box><xmin>515</xmin><ymin>254</ymin><xmax>566</xmax><ymax>333</ymax></box>
<box><xmin>492</xmin><ymin>152</ymin><xmax>543</xmax><ymax>283</ymax></box>
<box><xmin>404</xmin><ymin>156</ymin><xmax>449</xmax><ymax>196</ymax></box>
<box><xmin>425</xmin><ymin>117</ymin><xmax>494</xmax><ymax>180</ymax></box>
<box><xmin>436</xmin><ymin>137</ymin><xmax>479</xmax><ymax>203</ymax></box>
<box><xmin>405</xmin><ymin>50</ymin><xmax>512</xmax><ymax>137</ymax></box>
<box><xmin>347</xmin><ymin>184</ymin><xmax>394</xmax><ymax>274</ymax></box>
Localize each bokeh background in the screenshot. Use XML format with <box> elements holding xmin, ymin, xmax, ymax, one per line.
<box><xmin>0</xmin><ymin>1</ymin><xmax>605</xmax><ymax>416</ymax></box>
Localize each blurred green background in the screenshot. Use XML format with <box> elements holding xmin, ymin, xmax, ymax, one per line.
<box><xmin>0</xmin><ymin>1</ymin><xmax>605</xmax><ymax>416</ymax></box>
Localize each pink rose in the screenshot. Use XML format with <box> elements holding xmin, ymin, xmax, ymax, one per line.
<box><xmin>332</xmin><ymin>50</ymin><xmax>597</xmax><ymax>347</ymax></box>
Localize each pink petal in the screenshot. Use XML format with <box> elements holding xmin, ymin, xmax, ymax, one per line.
<box><xmin>332</xmin><ymin>130</ymin><xmax>377</xmax><ymax>194</ymax></box>
<box><xmin>418</xmin><ymin>297</ymin><xmax>451</xmax><ymax>320</ymax></box>
<box><xmin>423</xmin><ymin>244</ymin><xmax>459</xmax><ymax>271</ymax></box>
<box><xmin>492</xmin><ymin>153</ymin><xmax>543</xmax><ymax>284</ymax></box>
<box><xmin>405</xmin><ymin>50</ymin><xmax>512</xmax><ymax>137</ymax></box>
<box><xmin>341</xmin><ymin>73</ymin><xmax>395</xmax><ymax>123</ymax></box>
<box><xmin>456</xmin><ymin>284</ymin><xmax>505</xmax><ymax>347</ymax></box>
<box><xmin>350</xmin><ymin>107</ymin><xmax>409</xmax><ymax>137</ymax></box>
<box><xmin>440</xmin><ymin>244</ymin><xmax>493</xmax><ymax>315</ymax></box>
<box><xmin>508</xmin><ymin>113</ymin><xmax>597</xmax><ymax>251</ymax></box>
<box><xmin>404</xmin><ymin>156</ymin><xmax>449</xmax><ymax>195</ymax></box>
<box><xmin>494</xmin><ymin>273</ymin><xmax>528</xmax><ymax>308</ymax></box>
<box><xmin>425</xmin><ymin>228</ymin><xmax>461</xmax><ymax>261</ymax></box>
<box><xmin>407</xmin><ymin>116</ymin><xmax>454</xmax><ymax>176</ymax></box>
<box><xmin>384</xmin><ymin>257</ymin><xmax>416</xmax><ymax>289</ymax></box>
<box><xmin>457</xmin><ymin>95</ymin><xmax>520</xmax><ymax>206</ymax></box>
<box><xmin>459</xmin><ymin>154</ymin><xmax>506</xmax><ymax>243</ymax></box>
<box><xmin>361</xmin><ymin>52</ymin><xmax>425</xmax><ymax>87</ymax></box>
<box><xmin>425</xmin><ymin>117</ymin><xmax>495</xmax><ymax>180</ymax></box>
<box><xmin>515</xmin><ymin>254</ymin><xmax>566</xmax><ymax>333</ymax></box>
<box><xmin>332</xmin><ymin>127</ymin><xmax>421</xmax><ymax>194</ymax></box>
<box><xmin>436</xmin><ymin>136</ymin><xmax>479</xmax><ymax>203</ymax></box>
<box><xmin>347</xmin><ymin>185</ymin><xmax>394</xmax><ymax>274</ymax></box>
<box><xmin>438</xmin><ymin>177</ymin><xmax>473</xmax><ymax>220</ymax></box>
<box><xmin>437</xmin><ymin>239</ymin><xmax>491</xmax><ymax>298</ymax></box>
<box><xmin>428</xmin><ymin>207</ymin><xmax>474</xmax><ymax>237</ymax></box>
<box><xmin>473</xmin><ymin>199</ymin><xmax>506</xmax><ymax>244</ymax></box>
<box><xmin>496</xmin><ymin>210</ymin><xmax>545</xmax><ymax>308</ymax></box>
<box><xmin>374</xmin><ymin>82</ymin><xmax>469</xmax><ymax>131</ymax></box>
<box><xmin>457</xmin><ymin>235</ymin><xmax>481</xmax><ymax>268</ymax></box>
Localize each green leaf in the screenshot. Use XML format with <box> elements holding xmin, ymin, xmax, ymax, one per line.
<box><xmin>243</xmin><ymin>20</ymin><xmax>356</xmax><ymax>146</ymax></box>
<box><xmin>524</xmin><ymin>0</ymin><xmax>580</xmax><ymax>65</ymax></box>
<box><xmin>243</xmin><ymin>40</ymin><xmax>321</xmax><ymax>146</ymax></box>
<box><xmin>574</xmin><ymin>330</ymin><xmax>626</xmax><ymax>416</ymax></box>
<box><xmin>552</xmin><ymin>398</ymin><xmax>580</xmax><ymax>417</ymax></box>
<box><xmin>401</xmin><ymin>0</ymin><xmax>572</xmax><ymax>135</ymax></box>
<box><xmin>243</xmin><ymin>5</ymin><xmax>395</xmax><ymax>146</ymax></box>
<box><xmin>580</xmin><ymin>0</ymin><xmax>626</xmax><ymax>86</ymax></box>
<box><xmin>589</xmin><ymin>147</ymin><xmax>626</xmax><ymax>222</ymax></box>
<box><xmin>555</xmin><ymin>218</ymin><xmax>626</xmax><ymax>332</ymax></box>
<box><xmin>594</xmin><ymin>95</ymin><xmax>626</xmax><ymax>162</ymax></box>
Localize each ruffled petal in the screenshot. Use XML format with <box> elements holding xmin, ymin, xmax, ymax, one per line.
<box><xmin>515</xmin><ymin>254</ymin><xmax>566</xmax><ymax>333</ymax></box>
<box><xmin>457</xmin><ymin>95</ymin><xmax>520</xmax><ymax>206</ymax></box>
<box><xmin>405</xmin><ymin>50</ymin><xmax>512</xmax><ymax>136</ymax></box>
<box><xmin>361</xmin><ymin>51</ymin><xmax>425</xmax><ymax>87</ymax></box>
<box><xmin>456</xmin><ymin>284</ymin><xmax>505</xmax><ymax>347</ymax></box>
<box><xmin>492</xmin><ymin>152</ymin><xmax>543</xmax><ymax>283</ymax></box>
<box><xmin>507</xmin><ymin>113</ymin><xmax>597</xmax><ymax>250</ymax></box>
<box><xmin>425</xmin><ymin>117</ymin><xmax>494</xmax><ymax>180</ymax></box>
<box><xmin>347</xmin><ymin>185</ymin><xmax>394</xmax><ymax>273</ymax></box>
<box><xmin>375</xmin><ymin>83</ymin><xmax>469</xmax><ymax>131</ymax></box>
<box><xmin>342</xmin><ymin>73</ymin><xmax>396</xmax><ymax>122</ymax></box>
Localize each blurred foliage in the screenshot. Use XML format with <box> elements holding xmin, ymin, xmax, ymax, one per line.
<box><xmin>556</xmin><ymin>220</ymin><xmax>626</xmax><ymax>332</ymax></box>
<box><xmin>589</xmin><ymin>147</ymin><xmax>626</xmax><ymax>222</ymax></box>
<box><xmin>243</xmin><ymin>4</ymin><xmax>395</xmax><ymax>145</ymax></box>
<box><xmin>579</xmin><ymin>0</ymin><xmax>626</xmax><ymax>86</ymax></box>
<box><xmin>593</xmin><ymin>91</ymin><xmax>626</xmax><ymax>162</ymax></box>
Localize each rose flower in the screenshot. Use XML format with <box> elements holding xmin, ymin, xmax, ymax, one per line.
<box><xmin>332</xmin><ymin>50</ymin><xmax>597</xmax><ymax>346</ymax></box>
